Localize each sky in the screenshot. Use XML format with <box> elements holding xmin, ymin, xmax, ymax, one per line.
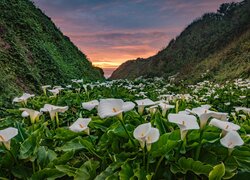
<box><xmin>33</xmin><ymin>0</ymin><xmax>239</xmax><ymax>77</ymax></box>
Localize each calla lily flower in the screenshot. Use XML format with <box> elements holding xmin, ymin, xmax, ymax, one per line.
<box><xmin>0</xmin><ymin>127</ymin><xmax>18</xmax><ymax>150</ymax></box>
<box><xmin>158</xmin><ymin>102</ymin><xmax>175</xmax><ymax>117</ymax></box>
<box><xmin>209</xmin><ymin>118</ymin><xmax>240</xmax><ymax>132</ymax></box>
<box><xmin>147</xmin><ymin>105</ymin><xmax>158</xmax><ymax>115</ymax></box>
<box><xmin>40</xmin><ymin>104</ymin><xmax>68</xmax><ymax>120</ymax></box>
<box><xmin>145</xmin><ymin>127</ymin><xmax>160</xmax><ymax>151</ymax></box>
<box><xmin>21</xmin><ymin>111</ymin><xmax>29</xmax><ymax>117</ymax></box>
<box><xmin>48</xmin><ymin>89</ymin><xmax>60</xmax><ymax>97</ymax></box>
<box><xmin>13</xmin><ymin>93</ymin><xmax>35</xmax><ymax>105</ymax></box>
<box><xmin>187</xmin><ymin>106</ymin><xmax>228</xmax><ymax>128</ymax></box>
<box><xmin>133</xmin><ymin>123</ymin><xmax>159</xmax><ymax>151</ymax></box>
<box><xmin>168</xmin><ymin>114</ymin><xmax>199</xmax><ymax>140</ymax></box>
<box><xmin>235</xmin><ymin>107</ymin><xmax>250</xmax><ymax>115</ymax></box>
<box><xmin>133</xmin><ymin>122</ymin><xmax>151</xmax><ymax>147</ymax></box>
<box><xmin>82</xmin><ymin>100</ymin><xmax>99</xmax><ymax>111</ymax></box>
<box><xmin>72</xmin><ymin>79</ymin><xmax>83</xmax><ymax>83</ymax></box>
<box><xmin>42</xmin><ymin>85</ymin><xmax>51</xmax><ymax>95</ymax></box>
<box><xmin>220</xmin><ymin>131</ymin><xmax>244</xmax><ymax>149</ymax></box>
<box><xmin>69</xmin><ymin>118</ymin><xmax>91</xmax><ymax>135</ymax></box>
<box><xmin>97</xmin><ymin>98</ymin><xmax>135</xmax><ymax>119</ymax></box>
<box><xmin>20</xmin><ymin>108</ymin><xmax>42</xmax><ymax>124</ymax></box>
<box><xmin>135</xmin><ymin>98</ymin><xmax>157</xmax><ymax>115</ymax></box>
<box><xmin>83</xmin><ymin>85</ymin><xmax>88</xmax><ymax>92</ymax></box>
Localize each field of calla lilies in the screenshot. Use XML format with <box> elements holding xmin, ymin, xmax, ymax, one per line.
<box><xmin>0</xmin><ymin>77</ymin><xmax>250</xmax><ymax>179</ymax></box>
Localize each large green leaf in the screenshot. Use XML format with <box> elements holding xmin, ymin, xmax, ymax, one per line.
<box><xmin>154</xmin><ymin>113</ymin><xmax>167</xmax><ymax>134</ymax></box>
<box><xmin>31</xmin><ymin>168</ymin><xmax>66</xmax><ymax>180</ymax></box>
<box><xmin>11</xmin><ymin>165</ymin><xmax>32</xmax><ymax>179</ymax></box>
<box><xmin>56</xmin><ymin>136</ymin><xmax>93</xmax><ymax>152</ymax></box>
<box><xmin>119</xmin><ymin>162</ymin><xmax>134</xmax><ymax>180</ymax></box>
<box><xmin>209</xmin><ymin>162</ymin><xmax>225</xmax><ymax>180</ymax></box>
<box><xmin>151</xmin><ymin>131</ymin><xmax>179</xmax><ymax>157</ymax></box>
<box><xmin>37</xmin><ymin>146</ymin><xmax>57</xmax><ymax>168</ymax></box>
<box><xmin>55</xmin><ymin>165</ymin><xmax>77</xmax><ymax>177</ymax></box>
<box><xmin>54</xmin><ymin>128</ymin><xmax>80</xmax><ymax>140</ymax></box>
<box><xmin>74</xmin><ymin>160</ymin><xmax>100</xmax><ymax>180</ymax></box>
<box><xmin>19</xmin><ymin>127</ymin><xmax>44</xmax><ymax>160</ymax></box>
<box><xmin>95</xmin><ymin>162</ymin><xmax>122</xmax><ymax>180</ymax></box>
<box><xmin>48</xmin><ymin>150</ymin><xmax>75</xmax><ymax>168</ymax></box>
<box><xmin>171</xmin><ymin>157</ymin><xmax>213</xmax><ymax>176</ymax></box>
<box><xmin>234</xmin><ymin>156</ymin><xmax>250</xmax><ymax>171</ymax></box>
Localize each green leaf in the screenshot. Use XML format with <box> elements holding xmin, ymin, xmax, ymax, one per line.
<box><xmin>55</xmin><ymin>165</ymin><xmax>77</xmax><ymax>177</ymax></box>
<box><xmin>56</xmin><ymin>137</ymin><xmax>93</xmax><ymax>152</ymax></box>
<box><xmin>119</xmin><ymin>162</ymin><xmax>134</xmax><ymax>180</ymax></box>
<box><xmin>48</xmin><ymin>150</ymin><xmax>75</xmax><ymax>168</ymax></box>
<box><xmin>37</xmin><ymin>146</ymin><xmax>57</xmax><ymax>168</ymax></box>
<box><xmin>133</xmin><ymin>163</ymin><xmax>147</xmax><ymax>180</ymax></box>
<box><xmin>234</xmin><ymin>156</ymin><xmax>250</xmax><ymax>171</ymax></box>
<box><xmin>232</xmin><ymin>146</ymin><xmax>250</xmax><ymax>157</ymax></box>
<box><xmin>19</xmin><ymin>128</ymin><xmax>43</xmax><ymax>160</ymax></box>
<box><xmin>54</xmin><ymin>128</ymin><xmax>80</xmax><ymax>140</ymax></box>
<box><xmin>201</xmin><ymin>131</ymin><xmax>220</xmax><ymax>144</ymax></box>
<box><xmin>11</xmin><ymin>165</ymin><xmax>32</xmax><ymax>179</ymax></box>
<box><xmin>75</xmin><ymin>160</ymin><xmax>100</xmax><ymax>180</ymax></box>
<box><xmin>107</xmin><ymin>121</ymin><xmax>127</xmax><ymax>138</ymax></box>
<box><xmin>95</xmin><ymin>162</ymin><xmax>122</xmax><ymax>180</ymax></box>
<box><xmin>171</xmin><ymin>157</ymin><xmax>213</xmax><ymax>176</ymax></box>
<box><xmin>31</xmin><ymin>168</ymin><xmax>65</xmax><ymax>180</ymax></box>
<box><xmin>209</xmin><ymin>162</ymin><xmax>225</xmax><ymax>180</ymax></box>
<box><xmin>154</xmin><ymin>113</ymin><xmax>167</xmax><ymax>134</ymax></box>
<box><xmin>151</xmin><ymin>132</ymin><xmax>179</xmax><ymax>157</ymax></box>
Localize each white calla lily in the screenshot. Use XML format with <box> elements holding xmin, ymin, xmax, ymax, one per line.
<box><xmin>42</xmin><ymin>85</ymin><xmax>51</xmax><ymax>95</ymax></box>
<box><xmin>48</xmin><ymin>89</ymin><xmax>60</xmax><ymax>97</ymax></box>
<box><xmin>220</xmin><ymin>131</ymin><xmax>244</xmax><ymax>149</ymax></box>
<box><xmin>21</xmin><ymin>111</ymin><xmax>29</xmax><ymax>117</ymax></box>
<box><xmin>133</xmin><ymin>123</ymin><xmax>151</xmax><ymax>143</ymax></box>
<box><xmin>97</xmin><ymin>98</ymin><xmax>135</xmax><ymax>119</ymax></box>
<box><xmin>69</xmin><ymin>118</ymin><xmax>91</xmax><ymax>135</ymax></box>
<box><xmin>147</xmin><ymin>105</ymin><xmax>158</xmax><ymax>115</ymax></box>
<box><xmin>145</xmin><ymin>127</ymin><xmax>160</xmax><ymax>151</ymax></box>
<box><xmin>82</xmin><ymin>100</ymin><xmax>99</xmax><ymax>111</ymax></box>
<box><xmin>209</xmin><ymin>118</ymin><xmax>240</xmax><ymax>132</ymax></box>
<box><xmin>235</xmin><ymin>107</ymin><xmax>250</xmax><ymax>115</ymax></box>
<box><xmin>20</xmin><ymin>108</ymin><xmax>42</xmax><ymax>124</ymax></box>
<box><xmin>40</xmin><ymin>104</ymin><xmax>68</xmax><ymax>120</ymax></box>
<box><xmin>133</xmin><ymin>123</ymin><xmax>160</xmax><ymax>151</ymax></box>
<box><xmin>158</xmin><ymin>102</ymin><xmax>175</xmax><ymax>117</ymax></box>
<box><xmin>187</xmin><ymin>106</ymin><xmax>228</xmax><ymax>128</ymax></box>
<box><xmin>13</xmin><ymin>93</ymin><xmax>35</xmax><ymax>105</ymax></box>
<box><xmin>135</xmin><ymin>98</ymin><xmax>157</xmax><ymax>115</ymax></box>
<box><xmin>168</xmin><ymin>114</ymin><xmax>199</xmax><ymax>140</ymax></box>
<box><xmin>0</xmin><ymin>127</ymin><xmax>18</xmax><ymax>150</ymax></box>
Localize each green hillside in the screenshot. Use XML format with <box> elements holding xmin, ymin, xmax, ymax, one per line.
<box><xmin>0</xmin><ymin>0</ymin><xmax>104</xmax><ymax>101</ymax></box>
<box><xmin>110</xmin><ymin>0</ymin><xmax>250</xmax><ymax>81</ymax></box>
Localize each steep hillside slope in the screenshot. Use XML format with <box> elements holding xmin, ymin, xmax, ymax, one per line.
<box><xmin>110</xmin><ymin>1</ymin><xmax>250</xmax><ymax>81</ymax></box>
<box><xmin>0</xmin><ymin>0</ymin><xmax>104</xmax><ymax>100</ymax></box>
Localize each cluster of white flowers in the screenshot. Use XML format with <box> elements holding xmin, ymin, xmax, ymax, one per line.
<box><xmin>7</xmin><ymin>77</ymin><xmax>248</xmax><ymax>152</ymax></box>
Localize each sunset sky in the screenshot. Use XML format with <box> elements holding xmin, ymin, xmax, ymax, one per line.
<box><xmin>33</xmin><ymin>0</ymin><xmax>238</xmax><ymax>77</ymax></box>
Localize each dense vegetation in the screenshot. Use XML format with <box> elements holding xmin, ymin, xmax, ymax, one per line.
<box><xmin>110</xmin><ymin>0</ymin><xmax>250</xmax><ymax>81</ymax></box>
<box><xmin>0</xmin><ymin>0</ymin><xmax>104</xmax><ymax>104</ymax></box>
<box><xmin>0</xmin><ymin>78</ymin><xmax>249</xmax><ymax>179</ymax></box>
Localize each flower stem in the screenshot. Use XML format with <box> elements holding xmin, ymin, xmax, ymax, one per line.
<box><xmin>154</xmin><ymin>155</ymin><xmax>164</xmax><ymax>177</ymax></box>
<box><xmin>32</xmin><ymin>161</ymin><xmax>36</xmax><ymax>173</ymax></box>
<box><xmin>143</xmin><ymin>147</ymin><xmax>146</xmax><ymax>168</ymax></box>
<box><xmin>119</xmin><ymin>119</ymin><xmax>136</xmax><ymax>147</ymax></box>
<box><xmin>175</xmin><ymin>140</ymin><xmax>184</xmax><ymax>160</ymax></box>
<box><xmin>194</xmin><ymin>129</ymin><xmax>204</xmax><ymax>160</ymax></box>
<box><xmin>146</xmin><ymin>151</ymin><xmax>150</xmax><ymax>173</ymax></box>
<box><xmin>7</xmin><ymin>149</ymin><xmax>18</xmax><ymax>164</ymax></box>
<box><xmin>55</xmin><ymin>112</ymin><xmax>59</xmax><ymax>128</ymax></box>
